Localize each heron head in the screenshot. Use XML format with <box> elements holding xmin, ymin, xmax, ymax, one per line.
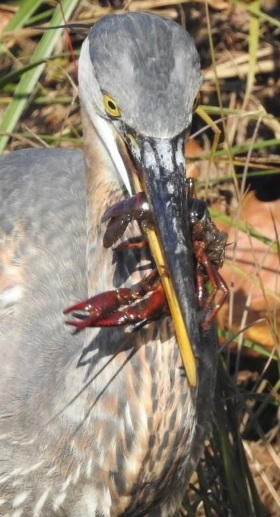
<box><xmin>79</xmin><ymin>13</ymin><xmax>204</xmax><ymax>387</ymax></box>
<box><xmin>80</xmin><ymin>12</ymin><xmax>201</xmax><ymax>138</ymax></box>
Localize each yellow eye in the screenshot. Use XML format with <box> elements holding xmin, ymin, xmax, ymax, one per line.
<box><xmin>193</xmin><ymin>93</ymin><xmax>200</xmax><ymax>112</ymax></box>
<box><xmin>103</xmin><ymin>93</ymin><xmax>121</xmax><ymax>118</ymax></box>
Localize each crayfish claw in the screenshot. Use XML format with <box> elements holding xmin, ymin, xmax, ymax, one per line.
<box><xmin>63</xmin><ymin>299</ymin><xmax>93</xmax><ymax>315</ymax></box>
<box><xmin>103</xmin><ymin>215</ymin><xmax>131</xmax><ymax>248</ymax></box>
<box><xmin>102</xmin><ymin>193</ymin><xmax>151</xmax><ymax>249</ymax></box>
<box><xmin>102</xmin><ymin>198</ymin><xmax>131</xmax><ymax>222</ymax></box>
<box><xmin>65</xmin><ymin>318</ymin><xmax>92</xmax><ymax>334</ymax></box>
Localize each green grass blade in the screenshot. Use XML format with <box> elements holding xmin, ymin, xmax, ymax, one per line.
<box><xmin>234</xmin><ymin>0</ymin><xmax>280</xmax><ymax>30</ymax></box>
<box><xmin>1</xmin><ymin>0</ymin><xmax>44</xmax><ymax>32</ymax></box>
<box><xmin>244</xmin><ymin>0</ymin><xmax>260</xmax><ymax>105</ymax></box>
<box><xmin>0</xmin><ymin>0</ymin><xmax>80</xmax><ymax>154</ymax></box>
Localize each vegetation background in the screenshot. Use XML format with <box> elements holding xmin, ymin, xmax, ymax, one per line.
<box><xmin>0</xmin><ymin>1</ymin><xmax>279</xmax><ymax>515</ymax></box>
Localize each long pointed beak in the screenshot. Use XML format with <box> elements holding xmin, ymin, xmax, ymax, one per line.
<box><xmin>124</xmin><ymin>131</ymin><xmax>200</xmax><ymax>387</ymax></box>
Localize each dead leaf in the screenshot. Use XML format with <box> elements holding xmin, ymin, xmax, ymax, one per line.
<box><xmin>217</xmin><ymin>191</ymin><xmax>280</xmax><ymax>351</ymax></box>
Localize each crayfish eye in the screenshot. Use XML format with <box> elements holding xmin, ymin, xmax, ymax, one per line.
<box><xmin>189</xmin><ymin>198</ymin><xmax>207</xmax><ymax>224</ymax></box>
<box><xmin>103</xmin><ymin>93</ymin><xmax>121</xmax><ymax>118</ymax></box>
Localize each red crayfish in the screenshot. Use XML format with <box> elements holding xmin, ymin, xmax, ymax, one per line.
<box><xmin>64</xmin><ymin>180</ymin><xmax>228</xmax><ymax>332</ymax></box>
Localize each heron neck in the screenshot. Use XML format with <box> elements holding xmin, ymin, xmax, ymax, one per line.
<box><xmin>81</xmin><ymin>108</ymin><xmax>124</xmax><ymax>296</ymax></box>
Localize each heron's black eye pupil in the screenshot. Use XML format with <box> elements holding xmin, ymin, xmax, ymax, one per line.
<box><xmin>108</xmin><ymin>100</ymin><xmax>116</xmax><ymax>110</ymax></box>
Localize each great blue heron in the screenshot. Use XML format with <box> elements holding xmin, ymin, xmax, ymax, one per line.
<box><xmin>0</xmin><ymin>12</ymin><xmax>217</xmax><ymax>516</ymax></box>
